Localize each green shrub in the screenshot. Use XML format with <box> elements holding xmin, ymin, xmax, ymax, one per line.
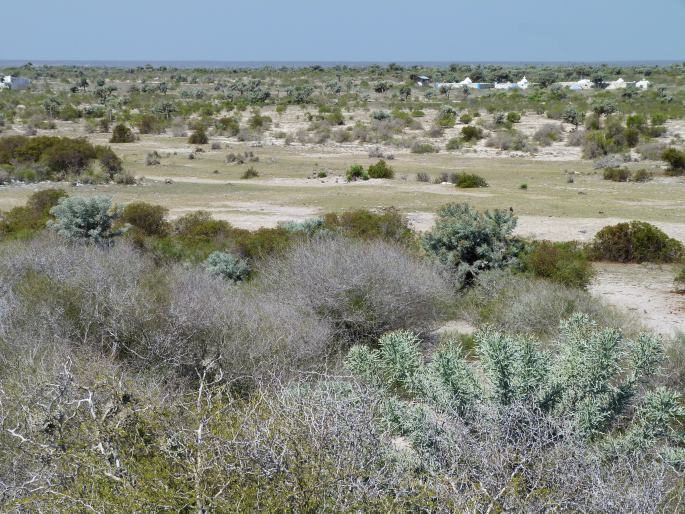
<box><xmin>0</xmin><ymin>136</ymin><xmax>121</xmax><ymax>179</ymax></box>
<box><xmin>436</xmin><ymin>106</ymin><xmax>457</xmax><ymax>128</ymax></box>
<box><xmin>662</xmin><ymin>148</ymin><xmax>685</xmax><ymax>176</ymax></box>
<box><xmin>522</xmin><ymin>241</ymin><xmax>594</xmax><ymax>288</ymax></box>
<box><xmin>367</xmin><ymin>159</ymin><xmax>394</xmax><ymax>179</ymax></box>
<box><xmin>346</xmin><ymin>313</ymin><xmax>676</xmax><ymax>445</ymax></box>
<box><xmin>459</xmin><ymin>113</ymin><xmax>473</xmax><ymax>124</ymax></box>
<box><xmin>410</xmin><ymin>142</ymin><xmax>438</xmax><ymax>154</ymax></box>
<box><xmin>422</xmin><ymin>203</ymin><xmax>519</xmax><ymax>284</ymax></box>
<box><xmin>603</xmin><ymin>167</ymin><xmax>630</xmax><ymax>182</ymax></box>
<box><xmin>459</xmin><ymin>269</ymin><xmax>630</xmax><ymax>337</ymax></box>
<box><xmin>591</xmin><ymin>221</ymin><xmax>684</xmax><ymax>263</ymax></box>
<box><xmin>346</xmin><ymin>164</ymin><xmax>368</xmax><ymax>181</ymax></box>
<box><xmin>675</xmin><ymin>266</ymin><xmax>685</xmax><ymax>293</ymax></box>
<box><xmin>215</xmin><ymin>116</ymin><xmax>240</xmax><ymax>136</ymax></box>
<box><xmin>120</xmin><ymin>202</ymin><xmax>169</xmax><ymax>236</ymax></box>
<box><xmin>0</xmin><ymin>189</ymin><xmax>67</xmax><ymax>237</ymax></box>
<box><xmin>460</xmin><ymin>125</ymin><xmax>484</xmax><ymax>142</ymax></box>
<box><xmin>446</xmin><ymin>137</ymin><xmax>462</xmax><ymax>150</ymax></box>
<box><xmin>204</xmin><ymin>251</ymin><xmax>250</xmax><ymax>282</ymax></box>
<box><xmin>631</xmin><ymin>169</ymin><xmax>652</xmax><ymax>182</ymax></box>
<box><xmin>241</xmin><ymin>166</ymin><xmax>259</xmax><ymax>179</ymax></box>
<box><xmin>110</xmin><ymin>124</ymin><xmax>135</xmax><ymax>143</ymax></box>
<box><xmin>188</xmin><ymin>126</ymin><xmax>208</xmax><ymax>144</ymax></box>
<box><xmin>323</xmin><ymin>208</ymin><xmax>414</xmax><ymax>245</ymax></box>
<box><xmin>453</xmin><ymin>172</ymin><xmax>487</xmax><ymax>188</ymax></box>
<box><xmin>506</xmin><ymin>111</ymin><xmax>521</xmax><ymax>123</ymax></box>
<box><xmin>48</xmin><ymin>196</ymin><xmax>122</xmax><ymax>244</ymax></box>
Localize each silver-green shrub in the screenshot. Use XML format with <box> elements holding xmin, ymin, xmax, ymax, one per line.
<box><xmin>204</xmin><ymin>251</ymin><xmax>250</xmax><ymax>282</ymax></box>
<box><xmin>48</xmin><ymin>195</ymin><xmax>122</xmax><ymax>244</ymax></box>
<box><xmin>346</xmin><ymin>314</ymin><xmax>681</xmax><ymax>451</ymax></box>
<box><xmin>421</xmin><ymin>202</ymin><xmax>519</xmax><ymax>285</ymax></box>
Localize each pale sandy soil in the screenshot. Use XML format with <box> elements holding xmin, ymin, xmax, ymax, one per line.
<box><xmin>167</xmin><ymin>201</ymin><xmax>319</xmax><ymax>229</ymax></box>
<box><xmin>589</xmin><ymin>263</ymin><xmax>685</xmax><ymax>337</ymax></box>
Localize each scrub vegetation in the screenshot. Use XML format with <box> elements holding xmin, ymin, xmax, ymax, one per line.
<box><xmin>1</xmin><ymin>61</ymin><xmax>685</xmax><ymax>511</ymax></box>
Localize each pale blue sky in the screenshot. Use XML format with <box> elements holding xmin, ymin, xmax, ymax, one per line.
<box><xmin>3</xmin><ymin>0</ymin><xmax>685</xmax><ymax>62</ymax></box>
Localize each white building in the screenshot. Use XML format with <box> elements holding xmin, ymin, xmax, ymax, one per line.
<box><xmin>517</xmin><ymin>76</ymin><xmax>529</xmax><ymax>89</ymax></box>
<box><xmin>606</xmin><ymin>78</ymin><xmax>627</xmax><ymax>90</ymax></box>
<box><xmin>636</xmin><ymin>79</ymin><xmax>651</xmax><ymax>90</ymax></box>
<box><xmin>1</xmin><ymin>76</ymin><xmax>30</xmax><ymax>90</ymax></box>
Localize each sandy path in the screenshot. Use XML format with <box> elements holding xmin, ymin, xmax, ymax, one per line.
<box><xmin>407</xmin><ymin>213</ymin><xmax>685</xmax><ymax>244</ymax></box>
<box><xmin>589</xmin><ymin>263</ymin><xmax>684</xmax><ymax>337</ymax></box>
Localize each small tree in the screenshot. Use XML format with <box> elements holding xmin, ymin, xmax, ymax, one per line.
<box><xmin>399</xmin><ymin>86</ymin><xmax>411</xmax><ymax>101</ymax></box>
<box><xmin>48</xmin><ymin>196</ymin><xmax>122</xmax><ymax>244</ymax></box>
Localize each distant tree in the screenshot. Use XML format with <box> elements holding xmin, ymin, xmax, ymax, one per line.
<box><xmin>43</xmin><ymin>97</ymin><xmax>62</xmax><ymax>118</ymax></box>
<box><xmin>399</xmin><ymin>86</ymin><xmax>411</xmax><ymax>101</ymax></box>
<box><xmin>95</xmin><ymin>85</ymin><xmax>117</xmax><ymax>104</ymax></box>
<box><xmin>373</xmin><ymin>81</ymin><xmax>390</xmax><ymax>94</ymax></box>
<box><xmin>78</xmin><ymin>77</ymin><xmax>89</xmax><ymax>91</ymax></box>
<box><xmin>562</xmin><ymin>107</ymin><xmax>581</xmax><ymax>128</ymax></box>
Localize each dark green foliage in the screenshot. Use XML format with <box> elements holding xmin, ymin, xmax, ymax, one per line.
<box><xmin>367</xmin><ymin>159</ymin><xmax>394</xmax><ymax>179</ymax></box>
<box><xmin>188</xmin><ymin>126</ymin><xmax>208</xmax><ymax>144</ymax></box>
<box><xmin>453</xmin><ymin>172</ymin><xmax>487</xmax><ymax>188</ymax></box>
<box><xmin>603</xmin><ymin>167</ymin><xmax>630</xmax><ymax>182</ymax></box>
<box><xmin>110</xmin><ymin>124</ymin><xmax>135</xmax><ymax>143</ymax></box>
<box><xmin>506</xmin><ymin>111</ymin><xmax>521</xmax><ymax>123</ymax></box>
<box><xmin>522</xmin><ymin>241</ymin><xmax>594</xmax><ymax>289</ymax></box>
<box><xmin>136</xmin><ymin>114</ymin><xmax>166</xmax><ymax>134</ymax></box>
<box><xmin>241</xmin><ymin>166</ymin><xmax>259</xmax><ymax>179</ymax></box>
<box><xmin>460</xmin><ymin>125</ymin><xmax>484</xmax><ymax>142</ymax></box>
<box><xmin>323</xmin><ymin>208</ymin><xmax>414</xmax><ymax>245</ymax></box>
<box><xmin>662</xmin><ymin>147</ymin><xmax>685</xmax><ymax>175</ymax></box>
<box><xmin>346</xmin><ymin>164</ymin><xmax>369</xmax><ymax>182</ymax></box>
<box><xmin>591</xmin><ymin>221</ymin><xmax>684</xmax><ymax>263</ymax></box>
<box><xmin>120</xmin><ymin>202</ymin><xmax>169</xmax><ymax>236</ymax></box>
<box><xmin>0</xmin><ymin>189</ymin><xmax>67</xmax><ymax>238</ymax></box>
<box><xmin>0</xmin><ymin>135</ymin><xmax>122</xmax><ymax>179</ymax></box>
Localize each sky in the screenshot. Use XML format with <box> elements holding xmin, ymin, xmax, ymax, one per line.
<box><xmin>2</xmin><ymin>0</ymin><xmax>685</xmax><ymax>63</ymax></box>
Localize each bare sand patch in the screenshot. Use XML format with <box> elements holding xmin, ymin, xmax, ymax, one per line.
<box><xmin>167</xmin><ymin>202</ymin><xmax>320</xmax><ymax>229</ymax></box>
<box><xmin>589</xmin><ymin>263</ymin><xmax>684</xmax><ymax>337</ymax></box>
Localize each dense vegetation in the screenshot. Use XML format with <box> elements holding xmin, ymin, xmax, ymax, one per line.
<box><xmin>1</xmin><ymin>191</ymin><xmax>684</xmax><ymax>511</ymax></box>
<box><xmin>0</xmin><ymin>61</ymin><xmax>684</xmax><ymax>165</ymax></box>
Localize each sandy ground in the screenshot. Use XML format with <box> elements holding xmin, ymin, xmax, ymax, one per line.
<box><xmin>590</xmin><ymin>263</ymin><xmax>685</xmax><ymax>337</ymax></box>
<box><xmin>167</xmin><ymin>201</ymin><xmax>320</xmax><ymax>229</ymax></box>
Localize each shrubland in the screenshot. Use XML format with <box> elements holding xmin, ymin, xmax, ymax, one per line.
<box><xmin>0</xmin><ymin>111</ymin><xmax>683</xmax><ymax>510</ymax></box>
